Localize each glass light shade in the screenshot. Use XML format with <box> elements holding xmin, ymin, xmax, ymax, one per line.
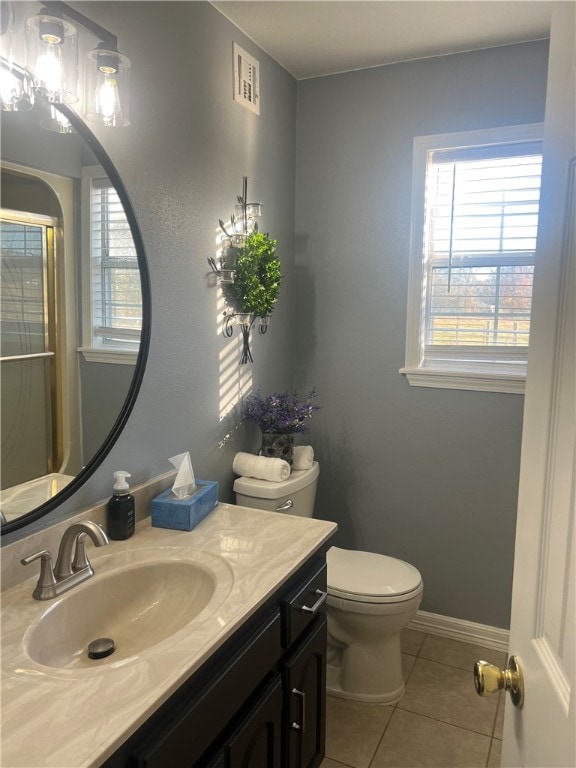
<box><xmin>0</xmin><ymin>61</ymin><xmax>33</xmax><ymax>112</ymax></box>
<box><xmin>233</xmin><ymin>204</ymin><xmax>261</xmax><ymax>235</ymax></box>
<box><xmin>246</xmin><ymin>203</ymin><xmax>262</xmax><ymax>218</ymax></box>
<box><xmin>25</xmin><ymin>14</ymin><xmax>78</xmax><ymax>104</ymax></box>
<box><xmin>219</xmin><ymin>269</ymin><xmax>236</xmax><ymax>284</ymax></box>
<box><xmin>40</xmin><ymin>104</ymin><xmax>75</xmax><ymax>133</ymax></box>
<box><xmin>1</xmin><ymin>6</ymin><xmax>33</xmax><ymax>112</ymax></box>
<box><xmin>84</xmin><ymin>48</ymin><xmax>131</xmax><ymax>127</ymax></box>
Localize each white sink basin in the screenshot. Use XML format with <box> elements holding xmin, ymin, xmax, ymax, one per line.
<box><xmin>22</xmin><ymin>548</ymin><xmax>234</xmax><ymax>670</ymax></box>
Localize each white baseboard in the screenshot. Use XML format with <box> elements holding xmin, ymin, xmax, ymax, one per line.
<box><xmin>408</xmin><ymin>610</ymin><xmax>510</xmax><ymax>653</ymax></box>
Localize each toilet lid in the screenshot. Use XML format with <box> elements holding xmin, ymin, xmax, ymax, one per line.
<box><xmin>327</xmin><ymin>546</ymin><xmax>422</xmax><ymax>603</ymax></box>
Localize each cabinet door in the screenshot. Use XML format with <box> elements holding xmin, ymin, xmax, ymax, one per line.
<box><xmin>211</xmin><ymin>675</ymin><xmax>283</xmax><ymax>768</ymax></box>
<box><xmin>285</xmin><ymin>617</ymin><xmax>327</xmax><ymax>768</ymax></box>
<box><xmin>130</xmin><ymin>612</ymin><xmax>282</xmax><ymax>768</ymax></box>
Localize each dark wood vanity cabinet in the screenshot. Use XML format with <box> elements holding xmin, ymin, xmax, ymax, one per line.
<box><xmin>102</xmin><ymin>551</ymin><xmax>328</xmax><ymax>768</ymax></box>
<box><xmin>206</xmin><ymin>675</ymin><xmax>284</xmax><ymax>768</ymax></box>
<box><xmin>285</xmin><ymin>617</ymin><xmax>326</xmax><ymax>768</ymax></box>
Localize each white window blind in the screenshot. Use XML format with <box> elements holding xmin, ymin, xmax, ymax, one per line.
<box><xmin>0</xmin><ymin>219</ymin><xmax>47</xmax><ymax>344</ymax></box>
<box><xmin>87</xmin><ymin>175</ymin><xmax>141</xmax><ymax>354</ymax></box>
<box><xmin>424</xmin><ymin>142</ymin><xmax>542</xmax><ymax>361</ymax></box>
<box><xmin>401</xmin><ymin>124</ymin><xmax>544</xmax><ymax>393</ymax></box>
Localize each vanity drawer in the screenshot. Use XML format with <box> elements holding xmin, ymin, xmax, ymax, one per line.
<box><xmin>282</xmin><ymin>560</ymin><xmax>327</xmax><ymax>647</ymax></box>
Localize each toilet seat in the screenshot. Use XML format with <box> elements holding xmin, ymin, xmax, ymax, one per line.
<box><xmin>327</xmin><ymin>546</ymin><xmax>422</xmax><ymax>604</ymax></box>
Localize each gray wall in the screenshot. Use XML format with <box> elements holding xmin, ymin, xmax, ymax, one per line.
<box><xmin>2</xmin><ymin>2</ymin><xmax>297</xmax><ymax>540</ymax></box>
<box><xmin>2</xmin><ymin>5</ymin><xmax>550</xmax><ymax>631</ymax></box>
<box><xmin>79</xmin><ymin>360</ymin><xmax>136</xmax><ymax>460</ymax></box>
<box><xmin>295</xmin><ymin>41</ymin><xmax>549</xmax><ymax>629</ymax></box>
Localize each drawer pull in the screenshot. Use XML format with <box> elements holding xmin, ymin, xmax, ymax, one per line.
<box><xmin>301</xmin><ymin>589</ymin><xmax>327</xmax><ymax>614</ymax></box>
<box><xmin>275</xmin><ymin>499</ymin><xmax>293</xmax><ymax>511</ymax></box>
<box><xmin>291</xmin><ymin>688</ymin><xmax>306</xmax><ymax>733</ymax></box>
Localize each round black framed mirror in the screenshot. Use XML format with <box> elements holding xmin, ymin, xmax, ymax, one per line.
<box><xmin>1</xmin><ymin>103</ymin><xmax>151</xmax><ymax>534</ymax></box>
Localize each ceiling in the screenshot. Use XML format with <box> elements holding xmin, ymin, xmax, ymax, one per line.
<box><xmin>211</xmin><ymin>1</ymin><xmax>553</xmax><ymax>80</ymax></box>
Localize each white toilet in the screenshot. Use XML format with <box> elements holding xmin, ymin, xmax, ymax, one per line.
<box><xmin>234</xmin><ymin>461</ymin><xmax>423</xmax><ymax>705</ymax></box>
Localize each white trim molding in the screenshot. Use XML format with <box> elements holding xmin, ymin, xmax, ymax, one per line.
<box><xmin>408</xmin><ymin>609</ymin><xmax>510</xmax><ymax>652</ymax></box>
<box><xmin>400</xmin><ymin>367</ymin><xmax>525</xmax><ymax>394</ymax></box>
<box><xmin>78</xmin><ymin>348</ymin><xmax>138</xmax><ymax>365</ymax></box>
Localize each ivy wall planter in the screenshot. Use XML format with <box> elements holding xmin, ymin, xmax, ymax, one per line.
<box><xmin>209</xmin><ymin>177</ymin><xmax>282</xmax><ymax>363</ymax></box>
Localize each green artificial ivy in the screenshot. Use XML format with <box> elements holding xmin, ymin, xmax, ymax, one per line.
<box><xmin>233</xmin><ymin>231</ymin><xmax>282</xmax><ymax>316</ymax></box>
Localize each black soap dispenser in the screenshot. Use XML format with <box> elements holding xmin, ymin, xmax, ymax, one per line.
<box><xmin>107</xmin><ymin>471</ymin><xmax>135</xmax><ymax>540</ymax></box>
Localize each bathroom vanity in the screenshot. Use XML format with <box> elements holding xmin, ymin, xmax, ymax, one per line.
<box><xmin>1</xmin><ymin>500</ymin><xmax>336</xmax><ymax>768</ymax></box>
<box><xmin>104</xmin><ymin>550</ymin><xmax>328</xmax><ymax>767</ymax></box>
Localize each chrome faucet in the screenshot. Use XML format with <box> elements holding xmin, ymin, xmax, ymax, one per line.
<box><xmin>21</xmin><ymin>521</ymin><xmax>110</xmax><ymax>600</ymax></box>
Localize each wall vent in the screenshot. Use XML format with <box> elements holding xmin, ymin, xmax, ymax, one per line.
<box><xmin>233</xmin><ymin>43</ymin><xmax>260</xmax><ymax>115</ymax></box>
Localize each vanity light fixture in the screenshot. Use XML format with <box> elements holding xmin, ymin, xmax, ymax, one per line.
<box><xmin>0</xmin><ymin>4</ymin><xmax>33</xmax><ymax>112</ymax></box>
<box><xmin>84</xmin><ymin>43</ymin><xmax>131</xmax><ymax>128</ymax></box>
<box><xmin>25</xmin><ymin>9</ymin><xmax>78</xmax><ymax>106</ymax></box>
<box><xmin>1</xmin><ymin>1</ymin><xmax>131</xmax><ymax>127</ymax></box>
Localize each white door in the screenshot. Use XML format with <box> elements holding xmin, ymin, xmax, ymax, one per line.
<box><xmin>500</xmin><ymin>3</ymin><xmax>576</xmax><ymax>767</ymax></box>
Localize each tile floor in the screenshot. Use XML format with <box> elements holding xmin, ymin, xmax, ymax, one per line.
<box><xmin>321</xmin><ymin>629</ymin><xmax>506</xmax><ymax>768</ymax></box>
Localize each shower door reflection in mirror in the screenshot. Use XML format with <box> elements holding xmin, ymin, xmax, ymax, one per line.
<box><xmin>0</xmin><ymin>155</ymin><xmax>143</xmax><ymax>525</ymax></box>
<box><xmin>1</xmin><ymin>209</ymin><xmax>76</xmax><ymax>516</ymax></box>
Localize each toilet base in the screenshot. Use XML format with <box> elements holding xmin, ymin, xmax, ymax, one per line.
<box><xmin>326</xmin><ymin>664</ymin><xmax>406</xmax><ymax>705</ymax></box>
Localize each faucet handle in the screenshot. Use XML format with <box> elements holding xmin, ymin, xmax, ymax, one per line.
<box><xmin>72</xmin><ymin>533</ymin><xmax>92</xmax><ymax>572</ymax></box>
<box><xmin>21</xmin><ymin>550</ymin><xmax>58</xmax><ymax>598</ymax></box>
<box><xmin>21</xmin><ymin>549</ymin><xmax>54</xmax><ymax>569</ymax></box>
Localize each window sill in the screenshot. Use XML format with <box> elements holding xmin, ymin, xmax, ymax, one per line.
<box><xmin>399</xmin><ymin>366</ymin><xmax>525</xmax><ymax>394</ymax></box>
<box><xmin>78</xmin><ymin>347</ymin><xmax>138</xmax><ymax>365</ymax></box>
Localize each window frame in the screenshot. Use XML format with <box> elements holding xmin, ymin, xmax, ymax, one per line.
<box><xmin>400</xmin><ymin>123</ymin><xmax>544</xmax><ymax>394</ymax></box>
<box><xmin>79</xmin><ymin>165</ymin><xmax>141</xmax><ymax>365</ymax></box>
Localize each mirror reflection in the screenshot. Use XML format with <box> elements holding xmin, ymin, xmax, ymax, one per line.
<box><xmin>1</xmin><ymin>101</ymin><xmax>143</xmax><ymax>524</ymax></box>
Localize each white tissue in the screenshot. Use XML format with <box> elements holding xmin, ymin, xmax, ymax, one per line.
<box><xmin>169</xmin><ymin>452</ymin><xmax>197</xmax><ymax>499</ymax></box>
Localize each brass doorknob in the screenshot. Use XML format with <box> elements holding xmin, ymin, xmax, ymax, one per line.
<box><xmin>474</xmin><ymin>655</ymin><xmax>524</xmax><ymax>707</ymax></box>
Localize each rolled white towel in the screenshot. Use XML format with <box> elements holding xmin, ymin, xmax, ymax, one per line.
<box><xmin>292</xmin><ymin>445</ymin><xmax>314</xmax><ymax>471</ymax></box>
<box><xmin>232</xmin><ymin>452</ymin><xmax>291</xmax><ymax>482</ymax></box>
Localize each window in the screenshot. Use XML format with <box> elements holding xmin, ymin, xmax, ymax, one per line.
<box><xmin>401</xmin><ymin>124</ymin><xmax>543</xmax><ymax>393</ymax></box>
<box><xmin>79</xmin><ymin>167</ymin><xmax>142</xmax><ymax>363</ymax></box>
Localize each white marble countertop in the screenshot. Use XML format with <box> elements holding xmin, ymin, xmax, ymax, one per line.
<box><xmin>1</xmin><ymin>503</ymin><xmax>336</xmax><ymax>768</ymax></box>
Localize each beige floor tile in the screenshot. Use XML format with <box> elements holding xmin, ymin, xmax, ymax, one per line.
<box><xmin>321</xmin><ymin>759</ymin><xmax>352</xmax><ymax>768</ymax></box>
<box><xmin>487</xmin><ymin>738</ymin><xmax>502</xmax><ymax>767</ymax></box>
<box><xmin>402</xmin><ymin>653</ymin><xmax>417</xmax><ymax>681</ymax></box>
<box><xmin>419</xmin><ymin>635</ymin><xmax>507</xmax><ymax>672</ymax></box>
<box><xmin>398</xmin><ymin>658</ymin><xmax>498</xmax><ymax>735</ymax></box>
<box><xmin>401</xmin><ymin>628</ymin><xmax>426</xmax><ymax>656</ymax></box>
<box><xmin>325</xmin><ymin>695</ymin><xmax>393</xmax><ymax>768</ymax></box>
<box><xmin>370</xmin><ymin>709</ymin><xmax>492</xmax><ymax>768</ymax></box>
<box><xmin>493</xmin><ymin>694</ymin><xmax>505</xmax><ymax>739</ymax></box>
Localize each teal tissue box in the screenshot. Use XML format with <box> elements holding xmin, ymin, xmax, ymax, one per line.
<box><xmin>151</xmin><ymin>481</ymin><xmax>218</xmax><ymax>531</ymax></box>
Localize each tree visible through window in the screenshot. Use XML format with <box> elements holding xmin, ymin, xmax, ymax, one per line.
<box><xmin>425</xmin><ymin>150</ymin><xmax>541</xmax><ymax>350</ymax></box>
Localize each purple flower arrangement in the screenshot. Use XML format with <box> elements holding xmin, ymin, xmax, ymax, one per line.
<box><xmin>243</xmin><ymin>389</ymin><xmax>321</xmax><ymax>434</ymax></box>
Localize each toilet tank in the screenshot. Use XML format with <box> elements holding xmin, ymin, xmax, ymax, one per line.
<box><xmin>233</xmin><ymin>462</ymin><xmax>319</xmax><ymax>517</ymax></box>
